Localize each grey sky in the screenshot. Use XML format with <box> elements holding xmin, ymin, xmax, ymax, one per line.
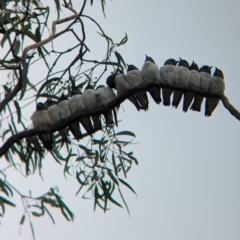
<box><xmin>1</xmin><ymin>0</ymin><xmax>240</xmax><ymax>239</ymax></box>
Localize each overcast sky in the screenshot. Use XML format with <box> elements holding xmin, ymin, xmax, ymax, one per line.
<box><xmin>1</xmin><ymin>0</ymin><xmax>240</xmax><ymax>239</ymax></box>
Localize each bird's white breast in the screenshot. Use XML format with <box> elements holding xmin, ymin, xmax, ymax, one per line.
<box><xmin>48</xmin><ymin>104</ymin><xmax>61</xmax><ymax>123</ymax></box>
<box><xmin>69</xmin><ymin>94</ymin><xmax>86</xmax><ymax>113</ymax></box>
<box><xmin>177</xmin><ymin>66</ymin><xmax>191</xmax><ymax>86</ymax></box>
<box><xmin>126</xmin><ymin>70</ymin><xmax>143</xmax><ymax>88</ymax></box>
<box><xmin>160</xmin><ymin>65</ymin><xmax>178</xmax><ymax>85</ymax></box>
<box><xmin>209</xmin><ymin>76</ymin><xmax>225</xmax><ymax>94</ymax></box>
<box><xmin>82</xmin><ymin>89</ymin><xmax>98</xmax><ymax>109</ymax></box>
<box><xmin>58</xmin><ymin>100</ymin><xmax>71</xmax><ymax>119</ymax></box>
<box><xmin>142</xmin><ymin>61</ymin><xmax>161</xmax><ymax>83</ymax></box>
<box><xmin>188</xmin><ymin>70</ymin><xmax>200</xmax><ymax>88</ymax></box>
<box><xmin>199</xmin><ymin>72</ymin><xmax>211</xmax><ymax>90</ymax></box>
<box><xmin>31</xmin><ymin>110</ymin><xmax>52</xmax><ymax>128</ymax></box>
<box><xmin>96</xmin><ymin>87</ymin><xmax>116</xmax><ymax>107</ymax></box>
<box><xmin>114</xmin><ymin>74</ymin><xmax>130</xmax><ymax>96</ymax></box>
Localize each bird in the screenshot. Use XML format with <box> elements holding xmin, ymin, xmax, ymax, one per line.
<box><xmin>82</xmin><ymin>84</ymin><xmax>102</xmax><ymax>132</ymax></box>
<box><xmin>141</xmin><ymin>55</ymin><xmax>161</xmax><ymax>104</ymax></box>
<box><xmin>182</xmin><ymin>61</ymin><xmax>200</xmax><ymax>112</ymax></box>
<box><xmin>126</xmin><ymin>64</ymin><xmax>149</xmax><ymax>111</ymax></box>
<box><xmin>159</xmin><ymin>58</ymin><xmax>179</xmax><ymax>106</ymax></box>
<box><xmin>69</xmin><ymin>90</ymin><xmax>95</xmax><ymax>135</ymax></box>
<box><xmin>31</xmin><ymin>102</ymin><xmax>53</xmax><ymax>151</ymax></box>
<box><xmin>191</xmin><ymin>65</ymin><xmax>212</xmax><ymax>112</ymax></box>
<box><xmin>172</xmin><ymin>58</ymin><xmax>191</xmax><ymax>108</ymax></box>
<box><xmin>205</xmin><ymin>67</ymin><xmax>225</xmax><ymax>117</ymax></box>
<box><xmin>46</xmin><ymin>99</ymin><xmax>70</xmax><ymax>144</ymax></box>
<box><xmin>96</xmin><ymin>85</ymin><xmax>118</xmax><ymax>126</ymax></box>
<box><xmin>106</xmin><ymin>72</ymin><xmax>141</xmax><ymax>111</ymax></box>
<box><xmin>58</xmin><ymin>93</ymin><xmax>83</xmax><ymax>140</ymax></box>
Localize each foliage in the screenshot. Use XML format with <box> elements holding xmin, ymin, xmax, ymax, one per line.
<box><xmin>0</xmin><ymin>0</ymin><xmax>137</xmax><ymax>238</ymax></box>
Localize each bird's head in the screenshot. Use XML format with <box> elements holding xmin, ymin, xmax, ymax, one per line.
<box><xmin>164</xmin><ymin>58</ymin><xmax>179</xmax><ymax>66</ymax></box>
<box><xmin>213</xmin><ymin>67</ymin><xmax>224</xmax><ymax>79</ymax></box>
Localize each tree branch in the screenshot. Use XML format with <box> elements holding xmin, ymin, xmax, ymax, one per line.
<box><xmin>22</xmin><ymin>10</ymin><xmax>79</xmax><ymax>59</ymax></box>
<box><xmin>0</xmin><ymin>82</ymin><xmax>238</xmax><ymax>157</ymax></box>
<box><xmin>0</xmin><ymin>66</ymin><xmax>22</xmax><ymax>113</ymax></box>
<box><xmin>0</xmin><ymin>9</ymin><xmax>81</xmax><ymax>112</ymax></box>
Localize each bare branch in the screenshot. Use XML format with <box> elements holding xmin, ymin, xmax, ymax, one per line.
<box><xmin>22</xmin><ymin>13</ymin><xmax>78</xmax><ymax>60</ymax></box>
<box><xmin>0</xmin><ymin>82</ymin><xmax>238</xmax><ymax>157</ymax></box>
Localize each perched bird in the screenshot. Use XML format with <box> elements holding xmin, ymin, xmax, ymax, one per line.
<box><xmin>31</xmin><ymin>102</ymin><xmax>53</xmax><ymax>151</ymax></box>
<box><xmin>82</xmin><ymin>84</ymin><xmax>102</xmax><ymax>132</ymax></box>
<box><xmin>205</xmin><ymin>67</ymin><xmax>225</xmax><ymax>117</ymax></box>
<box><xmin>106</xmin><ymin>72</ymin><xmax>141</xmax><ymax>111</ymax></box>
<box><xmin>191</xmin><ymin>65</ymin><xmax>212</xmax><ymax>112</ymax></box>
<box><xmin>69</xmin><ymin>90</ymin><xmax>94</xmax><ymax>135</ymax></box>
<box><xmin>183</xmin><ymin>61</ymin><xmax>200</xmax><ymax>112</ymax></box>
<box><xmin>46</xmin><ymin>99</ymin><xmax>70</xmax><ymax>144</ymax></box>
<box><xmin>96</xmin><ymin>85</ymin><xmax>118</xmax><ymax>126</ymax></box>
<box><xmin>141</xmin><ymin>55</ymin><xmax>161</xmax><ymax>104</ymax></box>
<box><xmin>126</xmin><ymin>64</ymin><xmax>149</xmax><ymax>111</ymax></box>
<box><xmin>172</xmin><ymin>58</ymin><xmax>191</xmax><ymax>108</ymax></box>
<box><xmin>58</xmin><ymin>93</ymin><xmax>83</xmax><ymax>140</ymax></box>
<box><xmin>159</xmin><ymin>58</ymin><xmax>179</xmax><ymax>106</ymax></box>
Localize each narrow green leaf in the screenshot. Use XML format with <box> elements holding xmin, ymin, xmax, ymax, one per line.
<box><xmin>112</xmin><ymin>152</ymin><xmax>118</xmax><ymax>176</ymax></box>
<box><xmin>0</xmin><ymin>200</ymin><xmax>5</xmax><ymax>215</ymax></box>
<box><xmin>107</xmin><ymin>169</ymin><xmax>118</xmax><ymax>185</ymax></box>
<box><xmin>0</xmin><ymin>179</ymin><xmax>13</xmax><ymax>197</ymax></box>
<box><xmin>101</xmin><ymin>0</ymin><xmax>106</xmax><ymax>17</ymax></box>
<box><xmin>115</xmin><ymin>131</ymin><xmax>136</xmax><ymax>138</ymax></box>
<box><xmin>118</xmin><ymin>156</ymin><xmax>127</xmax><ymax>178</ymax></box>
<box><xmin>0</xmin><ymin>196</ymin><xmax>16</xmax><ymax>207</ymax></box>
<box><xmin>35</xmin><ymin>26</ymin><xmax>41</xmax><ymax>42</ymax></box>
<box><xmin>14</xmin><ymin>100</ymin><xmax>21</xmax><ymax>123</ymax></box>
<box><xmin>43</xmin><ymin>206</ymin><xmax>55</xmax><ymax>224</ymax></box>
<box><xmin>76</xmin><ymin>156</ymin><xmax>86</xmax><ymax>161</ymax></box>
<box><xmin>3</xmin><ymin>85</ymin><xmax>11</xmax><ymax>95</ymax></box>
<box><xmin>94</xmin><ymin>186</ymin><xmax>98</xmax><ymax>211</ymax></box>
<box><xmin>31</xmin><ymin>211</ymin><xmax>42</xmax><ymax>217</ymax></box>
<box><xmin>115</xmin><ymin>51</ymin><xmax>126</xmax><ymax>68</ymax></box>
<box><xmin>19</xmin><ymin>79</ymin><xmax>27</xmax><ymax>100</ymax></box>
<box><xmin>35</xmin><ymin>26</ymin><xmax>42</xmax><ymax>56</ymax></box>
<box><xmin>127</xmin><ymin>153</ymin><xmax>138</xmax><ymax>165</ymax></box>
<box><xmin>118</xmin><ymin>178</ymin><xmax>136</xmax><ymax>195</ymax></box>
<box><xmin>76</xmin><ymin>171</ymin><xmax>89</xmax><ymax>186</ymax></box>
<box><xmin>0</xmin><ymin>13</ymin><xmax>4</xmax><ymax>25</ymax></box>
<box><xmin>118</xmin><ymin>33</ymin><xmax>128</xmax><ymax>46</ymax></box>
<box><xmin>108</xmin><ymin>195</ymin><xmax>122</xmax><ymax>208</ymax></box>
<box><xmin>1</xmin><ymin>31</ymin><xmax>8</xmax><ymax>48</ymax></box>
<box><xmin>54</xmin><ymin>0</ymin><xmax>61</xmax><ymax>19</ymax></box>
<box><xmin>20</xmin><ymin>214</ymin><xmax>25</xmax><ymax>225</ymax></box>
<box><xmin>13</xmin><ymin>39</ymin><xmax>21</xmax><ymax>55</ymax></box>
<box><xmin>29</xmin><ymin>220</ymin><xmax>36</xmax><ymax>240</ymax></box>
<box><xmin>79</xmin><ymin>144</ymin><xmax>94</xmax><ymax>155</ymax></box>
<box><xmin>118</xmin><ymin>187</ymin><xmax>130</xmax><ymax>216</ymax></box>
<box><xmin>2</xmin><ymin>129</ymin><xmax>10</xmax><ymax>141</ymax></box>
<box><xmin>92</xmin><ymin>138</ymin><xmax>108</xmax><ymax>145</ymax></box>
<box><xmin>94</xmin><ymin>150</ymin><xmax>99</xmax><ymax>167</ymax></box>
